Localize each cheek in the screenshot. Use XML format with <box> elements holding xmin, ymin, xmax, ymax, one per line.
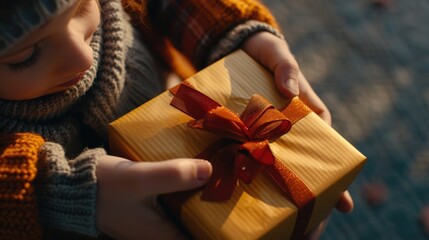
<box><xmin>0</xmin><ymin>70</ymin><xmax>53</xmax><ymax>100</ymax></box>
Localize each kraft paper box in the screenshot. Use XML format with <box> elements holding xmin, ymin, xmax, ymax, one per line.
<box><xmin>108</xmin><ymin>50</ymin><xmax>366</xmax><ymax>240</ymax></box>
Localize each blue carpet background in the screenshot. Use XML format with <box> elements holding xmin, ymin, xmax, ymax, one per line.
<box><xmin>263</xmin><ymin>1</ymin><xmax>429</xmax><ymax>239</ymax></box>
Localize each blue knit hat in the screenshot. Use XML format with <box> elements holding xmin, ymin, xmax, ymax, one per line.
<box><xmin>0</xmin><ymin>0</ymin><xmax>77</xmax><ymax>56</ymax></box>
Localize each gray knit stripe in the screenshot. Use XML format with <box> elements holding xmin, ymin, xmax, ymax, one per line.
<box><xmin>207</xmin><ymin>20</ymin><xmax>284</xmax><ymax>65</ymax></box>
<box><xmin>0</xmin><ymin>116</ymin><xmax>82</xmax><ymax>153</ymax></box>
<box><xmin>36</xmin><ymin>142</ymin><xmax>105</xmax><ymax>237</ymax></box>
<box><xmin>115</xmin><ymin>26</ymin><xmax>164</xmax><ymax>119</ymax></box>
<box><xmin>80</xmin><ymin>0</ymin><xmax>128</xmax><ymax>138</ymax></box>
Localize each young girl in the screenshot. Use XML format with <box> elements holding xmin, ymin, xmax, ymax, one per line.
<box><xmin>0</xmin><ymin>0</ymin><xmax>353</xmax><ymax>239</ymax></box>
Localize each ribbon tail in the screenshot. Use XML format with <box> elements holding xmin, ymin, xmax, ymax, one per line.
<box><xmin>265</xmin><ymin>161</ymin><xmax>315</xmax><ymax>240</ymax></box>
<box><xmin>198</xmin><ymin>140</ymin><xmax>240</xmax><ymax>201</ymax></box>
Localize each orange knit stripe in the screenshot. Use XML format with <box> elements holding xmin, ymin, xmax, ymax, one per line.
<box><xmin>122</xmin><ymin>0</ymin><xmax>279</xmax><ymax>80</ymax></box>
<box><xmin>0</xmin><ymin>133</ymin><xmax>45</xmax><ymax>240</ymax></box>
<box><xmin>122</xmin><ymin>0</ymin><xmax>197</xmax><ymax>80</ymax></box>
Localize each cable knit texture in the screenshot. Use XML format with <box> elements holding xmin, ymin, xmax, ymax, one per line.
<box><xmin>0</xmin><ymin>0</ymin><xmax>280</xmax><ymax>238</ymax></box>
<box><xmin>35</xmin><ymin>143</ymin><xmax>104</xmax><ymax>237</ymax></box>
<box><xmin>0</xmin><ymin>133</ymin><xmax>44</xmax><ymax>240</ymax></box>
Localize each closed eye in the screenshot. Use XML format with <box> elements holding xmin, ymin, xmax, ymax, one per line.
<box><xmin>8</xmin><ymin>45</ymin><xmax>41</xmax><ymax>71</ymax></box>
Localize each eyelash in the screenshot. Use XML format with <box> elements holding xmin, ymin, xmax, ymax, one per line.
<box><xmin>7</xmin><ymin>1</ymin><xmax>94</xmax><ymax>71</ymax></box>
<box><xmin>75</xmin><ymin>0</ymin><xmax>93</xmax><ymax>17</ymax></box>
<box><xmin>8</xmin><ymin>45</ymin><xmax>41</xmax><ymax>71</ymax></box>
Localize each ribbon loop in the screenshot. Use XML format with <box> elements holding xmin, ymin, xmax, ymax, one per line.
<box><xmin>170</xmin><ymin>83</ymin><xmax>297</xmax><ymax>200</ymax></box>
<box><xmin>189</xmin><ymin>106</ymin><xmax>250</xmax><ymax>142</ymax></box>
<box><xmin>241</xmin><ymin>94</ymin><xmax>292</xmax><ymax>140</ymax></box>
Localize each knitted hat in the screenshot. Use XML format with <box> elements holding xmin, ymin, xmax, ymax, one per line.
<box><xmin>0</xmin><ymin>0</ymin><xmax>76</xmax><ymax>56</ymax></box>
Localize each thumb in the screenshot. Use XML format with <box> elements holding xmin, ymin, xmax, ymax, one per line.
<box><xmin>241</xmin><ymin>31</ymin><xmax>300</xmax><ymax>98</ymax></box>
<box><xmin>132</xmin><ymin>159</ymin><xmax>213</xmax><ymax>196</ymax></box>
<box><xmin>274</xmin><ymin>61</ymin><xmax>300</xmax><ymax>98</ymax></box>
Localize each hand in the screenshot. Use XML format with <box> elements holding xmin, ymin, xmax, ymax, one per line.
<box><xmin>242</xmin><ymin>31</ymin><xmax>354</xmax><ymax>239</ymax></box>
<box><xmin>304</xmin><ymin>191</ymin><xmax>354</xmax><ymax>240</ymax></box>
<box><xmin>96</xmin><ymin>155</ymin><xmax>212</xmax><ymax>240</ymax></box>
<box><xmin>241</xmin><ymin>31</ymin><xmax>331</xmax><ymax>124</ymax></box>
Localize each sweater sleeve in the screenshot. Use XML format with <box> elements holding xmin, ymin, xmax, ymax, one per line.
<box><xmin>34</xmin><ymin>142</ymin><xmax>105</xmax><ymax>237</ymax></box>
<box><xmin>0</xmin><ymin>133</ymin><xmax>44</xmax><ymax>240</ymax></box>
<box><xmin>207</xmin><ymin>20</ymin><xmax>284</xmax><ymax>65</ymax></box>
<box><xmin>146</xmin><ymin>0</ymin><xmax>279</xmax><ymax>70</ymax></box>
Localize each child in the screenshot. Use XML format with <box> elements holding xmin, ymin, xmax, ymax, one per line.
<box><xmin>0</xmin><ymin>0</ymin><xmax>353</xmax><ymax>239</ymax></box>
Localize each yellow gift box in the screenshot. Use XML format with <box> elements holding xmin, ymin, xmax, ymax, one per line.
<box><xmin>108</xmin><ymin>50</ymin><xmax>366</xmax><ymax>240</ymax></box>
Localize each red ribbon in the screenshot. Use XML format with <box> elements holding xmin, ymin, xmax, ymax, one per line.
<box><xmin>169</xmin><ymin>83</ymin><xmax>315</xmax><ymax>239</ymax></box>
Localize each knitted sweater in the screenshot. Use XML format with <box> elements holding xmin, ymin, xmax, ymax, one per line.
<box><xmin>0</xmin><ymin>0</ymin><xmax>281</xmax><ymax>238</ymax></box>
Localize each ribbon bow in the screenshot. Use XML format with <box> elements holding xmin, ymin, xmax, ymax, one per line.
<box><xmin>170</xmin><ymin>83</ymin><xmax>316</xmax><ymax>239</ymax></box>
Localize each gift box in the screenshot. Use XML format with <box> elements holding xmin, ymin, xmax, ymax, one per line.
<box><xmin>108</xmin><ymin>50</ymin><xmax>366</xmax><ymax>240</ymax></box>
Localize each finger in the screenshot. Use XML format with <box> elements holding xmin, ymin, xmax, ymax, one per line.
<box><xmin>273</xmin><ymin>60</ymin><xmax>300</xmax><ymax>98</ymax></box>
<box><xmin>102</xmin><ymin>200</ymin><xmax>188</xmax><ymax>240</ymax></box>
<box><xmin>335</xmin><ymin>190</ymin><xmax>354</xmax><ymax>213</ymax></box>
<box><xmin>265</xmin><ymin>43</ymin><xmax>300</xmax><ymax>97</ymax></box>
<box><xmin>296</xmin><ymin>72</ymin><xmax>332</xmax><ymax>125</ymax></box>
<box><xmin>241</xmin><ymin>32</ymin><xmax>300</xmax><ymax>97</ymax></box>
<box><xmin>304</xmin><ymin>215</ymin><xmax>331</xmax><ymax>240</ymax></box>
<box><xmin>128</xmin><ymin>158</ymin><xmax>212</xmax><ymax>197</ymax></box>
<box><xmin>262</xmin><ymin>39</ymin><xmax>300</xmax><ymax>97</ymax></box>
<box><xmin>135</xmin><ymin>207</ymin><xmax>188</xmax><ymax>240</ymax></box>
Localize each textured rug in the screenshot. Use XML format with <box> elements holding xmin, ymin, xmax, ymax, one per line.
<box><xmin>263</xmin><ymin>0</ymin><xmax>429</xmax><ymax>239</ymax></box>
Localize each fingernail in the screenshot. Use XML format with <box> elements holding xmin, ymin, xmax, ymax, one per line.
<box><xmin>196</xmin><ymin>160</ymin><xmax>212</xmax><ymax>181</ymax></box>
<box><xmin>283</xmin><ymin>78</ymin><xmax>299</xmax><ymax>96</ymax></box>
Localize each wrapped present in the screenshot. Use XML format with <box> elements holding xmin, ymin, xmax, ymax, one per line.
<box><xmin>108</xmin><ymin>50</ymin><xmax>366</xmax><ymax>240</ymax></box>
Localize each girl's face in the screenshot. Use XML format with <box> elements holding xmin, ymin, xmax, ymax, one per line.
<box><xmin>0</xmin><ymin>0</ymin><xmax>100</xmax><ymax>100</ymax></box>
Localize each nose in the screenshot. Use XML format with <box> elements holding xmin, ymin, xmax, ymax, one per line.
<box><xmin>51</xmin><ymin>28</ymin><xmax>94</xmax><ymax>76</ymax></box>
